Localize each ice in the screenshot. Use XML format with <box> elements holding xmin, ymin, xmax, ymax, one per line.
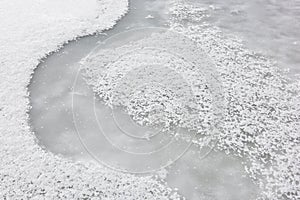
<box><xmin>8</xmin><ymin>0</ymin><xmax>297</xmax><ymax>199</ymax></box>
<box><xmin>0</xmin><ymin>0</ymin><xmax>182</xmax><ymax>199</ymax></box>
<box><xmin>179</xmin><ymin>0</ymin><xmax>300</xmax><ymax>76</ymax></box>
<box><xmin>166</xmin><ymin>146</ymin><xmax>259</xmax><ymax>200</ymax></box>
<box><xmin>29</xmin><ymin>0</ymin><xmax>261</xmax><ymax>199</ymax></box>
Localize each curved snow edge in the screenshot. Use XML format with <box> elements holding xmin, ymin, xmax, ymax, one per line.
<box><xmin>0</xmin><ymin>0</ymin><xmax>181</xmax><ymax>199</ymax></box>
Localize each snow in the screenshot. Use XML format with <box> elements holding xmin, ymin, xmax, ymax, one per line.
<box><xmin>0</xmin><ymin>0</ymin><xmax>181</xmax><ymax>199</ymax></box>
<box><xmin>81</xmin><ymin>28</ymin><xmax>219</xmax><ymax>135</ymax></box>
<box><xmin>81</xmin><ymin>1</ymin><xmax>300</xmax><ymax>199</ymax></box>
<box><xmin>1</xmin><ymin>0</ymin><xmax>299</xmax><ymax>199</ymax></box>
<box><xmin>169</xmin><ymin>2</ymin><xmax>300</xmax><ymax>199</ymax></box>
<box><xmin>145</xmin><ymin>14</ymin><xmax>155</xmax><ymax>19</ymax></box>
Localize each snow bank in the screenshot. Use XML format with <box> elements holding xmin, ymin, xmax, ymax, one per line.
<box><xmin>0</xmin><ymin>0</ymin><xmax>180</xmax><ymax>199</ymax></box>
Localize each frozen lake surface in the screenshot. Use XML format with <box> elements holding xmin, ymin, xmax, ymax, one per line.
<box><xmin>191</xmin><ymin>0</ymin><xmax>300</xmax><ymax>75</ymax></box>
<box><xmin>29</xmin><ymin>0</ymin><xmax>299</xmax><ymax>199</ymax></box>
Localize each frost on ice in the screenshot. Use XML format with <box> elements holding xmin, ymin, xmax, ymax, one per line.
<box><xmin>0</xmin><ymin>0</ymin><xmax>182</xmax><ymax>199</ymax></box>
<box><xmin>1</xmin><ymin>0</ymin><xmax>299</xmax><ymax>199</ymax></box>
<box><xmin>81</xmin><ymin>1</ymin><xmax>300</xmax><ymax>199</ymax></box>
<box><xmin>168</xmin><ymin>2</ymin><xmax>300</xmax><ymax>199</ymax></box>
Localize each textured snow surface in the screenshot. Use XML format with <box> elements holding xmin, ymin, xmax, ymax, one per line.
<box><xmin>82</xmin><ymin>1</ymin><xmax>300</xmax><ymax>200</ymax></box>
<box><xmin>0</xmin><ymin>0</ymin><xmax>181</xmax><ymax>199</ymax></box>
<box><xmin>169</xmin><ymin>2</ymin><xmax>300</xmax><ymax>200</ymax></box>
<box><xmin>81</xmin><ymin>29</ymin><xmax>222</xmax><ymax>135</ymax></box>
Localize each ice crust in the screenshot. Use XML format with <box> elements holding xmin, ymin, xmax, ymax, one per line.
<box><xmin>1</xmin><ymin>0</ymin><xmax>299</xmax><ymax>199</ymax></box>
<box><xmin>82</xmin><ymin>1</ymin><xmax>300</xmax><ymax>200</ymax></box>
<box><xmin>169</xmin><ymin>2</ymin><xmax>300</xmax><ymax>200</ymax></box>
<box><xmin>0</xmin><ymin>0</ymin><xmax>181</xmax><ymax>199</ymax></box>
<box><xmin>81</xmin><ymin>30</ymin><xmax>222</xmax><ymax>136</ymax></box>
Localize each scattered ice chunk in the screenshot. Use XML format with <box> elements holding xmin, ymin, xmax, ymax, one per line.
<box><xmin>145</xmin><ymin>14</ymin><xmax>155</xmax><ymax>19</ymax></box>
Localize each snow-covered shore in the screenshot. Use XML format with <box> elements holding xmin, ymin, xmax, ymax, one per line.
<box><xmin>0</xmin><ymin>0</ymin><xmax>181</xmax><ymax>199</ymax></box>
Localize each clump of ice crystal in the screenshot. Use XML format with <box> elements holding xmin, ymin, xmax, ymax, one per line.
<box><xmin>81</xmin><ymin>29</ymin><xmax>223</xmax><ymax>140</ymax></box>
<box><xmin>169</xmin><ymin>1</ymin><xmax>300</xmax><ymax>199</ymax></box>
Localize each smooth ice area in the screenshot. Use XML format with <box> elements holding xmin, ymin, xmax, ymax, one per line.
<box><xmin>29</xmin><ymin>0</ymin><xmax>262</xmax><ymax>199</ymax></box>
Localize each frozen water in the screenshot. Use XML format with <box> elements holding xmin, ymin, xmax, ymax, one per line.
<box><xmin>185</xmin><ymin>0</ymin><xmax>300</xmax><ymax>75</ymax></box>
<box><xmin>29</xmin><ymin>0</ymin><xmax>172</xmax><ymax>167</ymax></box>
<box><xmin>29</xmin><ymin>43</ymin><xmax>259</xmax><ymax>198</ymax></box>
<box><xmin>166</xmin><ymin>146</ymin><xmax>259</xmax><ymax>200</ymax></box>
<box><xmin>29</xmin><ymin>0</ymin><xmax>261</xmax><ymax>199</ymax></box>
<box><xmin>28</xmin><ymin>0</ymin><xmax>300</xmax><ymax>198</ymax></box>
